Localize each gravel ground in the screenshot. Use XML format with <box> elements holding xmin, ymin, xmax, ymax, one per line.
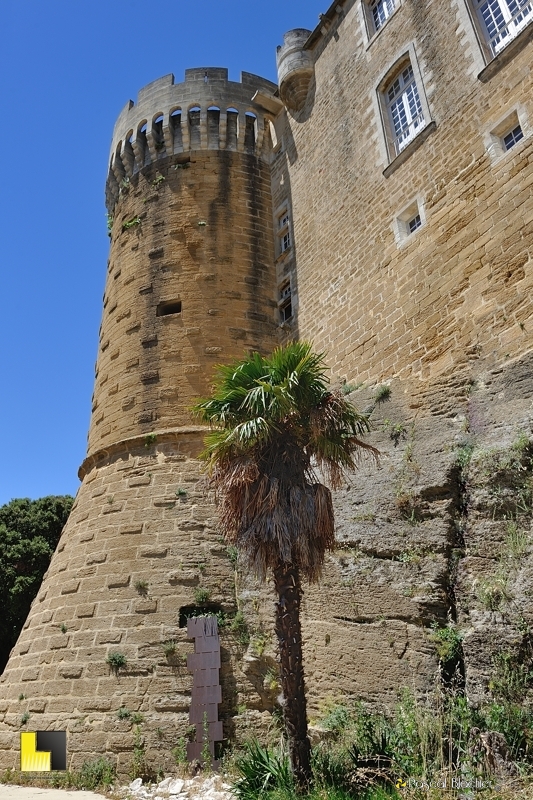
<box><xmin>0</xmin><ymin>775</ymin><xmax>233</xmax><ymax>800</ymax></box>
<box><xmin>0</xmin><ymin>788</ymin><xmax>108</xmax><ymax>799</ymax></box>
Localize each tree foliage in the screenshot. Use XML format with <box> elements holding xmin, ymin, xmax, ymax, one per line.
<box><xmin>0</xmin><ymin>495</ymin><xmax>74</xmax><ymax>672</ymax></box>
<box><xmin>193</xmin><ymin>341</ymin><xmax>378</xmax><ymax>581</ymax></box>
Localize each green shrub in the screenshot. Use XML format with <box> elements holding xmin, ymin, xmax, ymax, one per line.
<box><xmin>72</xmin><ymin>757</ymin><xmax>116</xmax><ymax>790</ymax></box>
<box><xmin>230</xmin><ymin>611</ymin><xmax>250</xmax><ymax>645</ymax></box>
<box><xmin>122</xmin><ymin>216</ymin><xmax>141</xmax><ymax>230</ymax></box>
<box><xmin>162</xmin><ymin>640</ymin><xmax>177</xmax><ymax>657</ymax></box>
<box><xmin>374</xmin><ymin>385</ymin><xmax>391</xmax><ymax>403</ymax></box>
<box><xmin>479</xmin><ymin>701</ymin><xmax>533</xmax><ymax>762</ymax></box>
<box><xmin>320</xmin><ymin>704</ymin><xmax>351</xmax><ymax>734</ymax></box>
<box><xmin>429</xmin><ymin>623</ymin><xmax>463</xmax><ymax>663</ymax></box>
<box><xmin>172</xmin><ymin>738</ymin><xmax>188</xmax><ymax>765</ymax></box>
<box><xmin>226</xmin><ymin>545</ymin><xmax>239</xmax><ymax>564</ymax></box>
<box><xmin>232</xmin><ymin>740</ymin><xmax>293</xmax><ymax>800</ymax></box>
<box><xmin>134</xmin><ymin>579</ymin><xmax>149</xmax><ymax>596</ymax></box>
<box><xmin>106</xmin><ymin>651</ymin><xmax>127</xmax><ymax>675</ymax></box>
<box><xmin>194</xmin><ymin>587</ymin><xmax>211</xmax><ymax>605</ymax></box>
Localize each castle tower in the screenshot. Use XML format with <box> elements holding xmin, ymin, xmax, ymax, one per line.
<box><xmin>0</xmin><ymin>68</ymin><xmax>279</xmax><ymax>776</ymax></box>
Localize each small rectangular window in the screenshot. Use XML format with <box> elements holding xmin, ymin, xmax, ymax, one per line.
<box><xmin>156</xmin><ymin>300</ymin><xmax>182</xmax><ymax>317</ymax></box>
<box><xmin>503</xmin><ymin>123</ymin><xmax>524</xmax><ymax>150</ymax></box>
<box><xmin>277</xmin><ymin>209</ymin><xmax>291</xmax><ymax>254</ymax></box>
<box><xmin>394</xmin><ymin>199</ymin><xmax>425</xmax><ymax>244</ymax></box>
<box><xmin>486</xmin><ymin>110</ymin><xmax>527</xmax><ymax>159</ymax></box>
<box><xmin>278</xmin><ymin>281</ymin><xmax>293</xmax><ymax>323</ymax></box>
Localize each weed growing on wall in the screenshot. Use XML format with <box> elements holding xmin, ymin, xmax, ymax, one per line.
<box><xmin>429</xmin><ymin>623</ymin><xmax>464</xmax><ymax>664</ymax></box>
<box><xmin>106</xmin><ymin>651</ymin><xmax>127</xmax><ymax>676</ymax></box>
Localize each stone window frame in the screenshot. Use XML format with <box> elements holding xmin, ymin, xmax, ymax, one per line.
<box><xmin>278</xmin><ymin>278</ymin><xmax>293</xmax><ymax>324</ymax></box>
<box><xmin>275</xmin><ymin>204</ymin><xmax>292</xmax><ymax>258</ymax></box>
<box><xmin>377</xmin><ymin>48</ymin><xmax>436</xmax><ymax>177</ymax></box>
<box><xmin>393</xmin><ymin>196</ymin><xmax>426</xmax><ymax>247</ymax></box>
<box><xmin>360</xmin><ymin>0</ymin><xmax>402</xmax><ymax>47</ymax></box>
<box><xmin>464</xmin><ymin>0</ymin><xmax>533</xmax><ymax>80</ymax></box>
<box><xmin>483</xmin><ymin>106</ymin><xmax>531</xmax><ymax>161</ymax></box>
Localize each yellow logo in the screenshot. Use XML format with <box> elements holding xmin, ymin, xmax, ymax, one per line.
<box><xmin>396</xmin><ymin>778</ymin><xmax>407</xmax><ymax>789</ymax></box>
<box><xmin>20</xmin><ymin>733</ymin><xmax>51</xmax><ymax>771</ymax></box>
<box><xmin>20</xmin><ymin>731</ymin><xmax>67</xmax><ymax>771</ymax></box>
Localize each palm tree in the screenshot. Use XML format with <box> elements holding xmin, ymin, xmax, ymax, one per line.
<box><xmin>192</xmin><ymin>341</ymin><xmax>378</xmax><ymax>790</ymax></box>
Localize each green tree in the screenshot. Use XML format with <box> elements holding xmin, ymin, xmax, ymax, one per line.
<box><xmin>0</xmin><ymin>495</ymin><xmax>74</xmax><ymax>672</ymax></box>
<box><xmin>193</xmin><ymin>342</ymin><xmax>378</xmax><ymax>790</ymax></box>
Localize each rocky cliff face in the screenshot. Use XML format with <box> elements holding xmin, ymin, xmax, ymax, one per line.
<box><xmin>235</xmin><ymin>351</ymin><xmax>533</xmax><ymax>728</ymax></box>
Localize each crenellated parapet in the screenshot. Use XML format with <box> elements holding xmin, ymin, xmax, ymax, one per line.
<box><xmin>106</xmin><ymin>68</ymin><xmax>279</xmax><ymax>212</ymax></box>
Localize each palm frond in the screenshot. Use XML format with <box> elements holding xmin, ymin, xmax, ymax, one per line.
<box><xmin>192</xmin><ymin>342</ymin><xmax>379</xmax><ymax>581</ymax></box>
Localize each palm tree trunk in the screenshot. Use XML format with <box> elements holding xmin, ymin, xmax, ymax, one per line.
<box><xmin>273</xmin><ymin>560</ymin><xmax>312</xmax><ymax>791</ymax></box>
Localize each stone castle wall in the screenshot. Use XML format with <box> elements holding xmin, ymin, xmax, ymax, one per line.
<box><xmin>273</xmin><ymin>0</ymin><xmax>533</xmax><ymax>405</ymax></box>
<box><xmin>276</xmin><ymin>0</ymin><xmax>533</xmax><ymax>721</ymax></box>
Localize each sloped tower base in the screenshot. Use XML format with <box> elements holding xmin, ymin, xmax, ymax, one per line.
<box><xmin>0</xmin><ymin>433</ymin><xmax>245</xmax><ymax>775</ymax></box>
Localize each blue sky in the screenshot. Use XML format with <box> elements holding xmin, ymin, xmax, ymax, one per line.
<box><xmin>0</xmin><ymin>0</ymin><xmax>326</xmax><ymax>507</ymax></box>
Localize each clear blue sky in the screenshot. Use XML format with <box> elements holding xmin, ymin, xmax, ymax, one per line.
<box><xmin>0</xmin><ymin>0</ymin><xmax>326</xmax><ymax>507</ymax></box>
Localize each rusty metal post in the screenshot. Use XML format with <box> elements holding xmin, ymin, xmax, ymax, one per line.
<box><xmin>186</xmin><ymin>615</ymin><xmax>223</xmax><ymax>769</ymax></box>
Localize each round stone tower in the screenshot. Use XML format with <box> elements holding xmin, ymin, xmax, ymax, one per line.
<box><xmin>0</xmin><ymin>68</ymin><xmax>279</xmax><ymax>777</ymax></box>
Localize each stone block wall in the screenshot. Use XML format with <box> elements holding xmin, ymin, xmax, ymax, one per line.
<box><xmin>92</xmin><ymin>148</ymin><xmax>278</xmax><ymax>455</ymax></box>
<box><xmin>0</xmin><ymin>436</ymin><xmax>263</xmax><ymax>775</ymax></box>
<box><xmin>273</xmin><ymin>0</ymin><xmax>533</xmax><ymax>407</ymax></box>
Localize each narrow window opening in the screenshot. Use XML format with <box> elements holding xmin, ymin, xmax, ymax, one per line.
<box><xmin>156</xmin><ymin>300</ymin><xmax>182</xmax><ymax>317</ymax></box>
<box><xmin>244</xmin><ymin>112</ymin><xmax>257</xmax><ymax>152</ymax></box>
<box><xmin>279</xmin><ymin>280</ymin><xmax>293</xmax><ymax>322</ymax></box>
<box><xmin>170</xmin><ymin>108</ymin><xmax>182</xmax><ymax>152</ymax></box>
<box><xmin>189</xmin><ymin>106</ymin><xmax>201</xmax><ymax>149</ymax></box>
<box><xmin>278</xmin><ymin>209</ymin><xmax>291</xmax><ymax>253</ymax></box>
<box><xmin>226</xmin><ymin>108</ymin><xmax>239</xmax><ymax>150</ymax></box>
<box><xmin>152</xmin><ymin>113</ymin><xmax>165</xmax><ymax>152</ymax></box>
<box><xmin>207</xmin><ymin>106</ymin><xmax>221</xmax><ymax>148</ymax></box>
<box><xmin>137</xmin><ymin>122</ymin><xmax>149</xmax><ymax>167</ymax></box>
<box><xmin>386</xmin><ymin>64</ymin><xmax>425</xmax><ymax>156</ymax></box>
